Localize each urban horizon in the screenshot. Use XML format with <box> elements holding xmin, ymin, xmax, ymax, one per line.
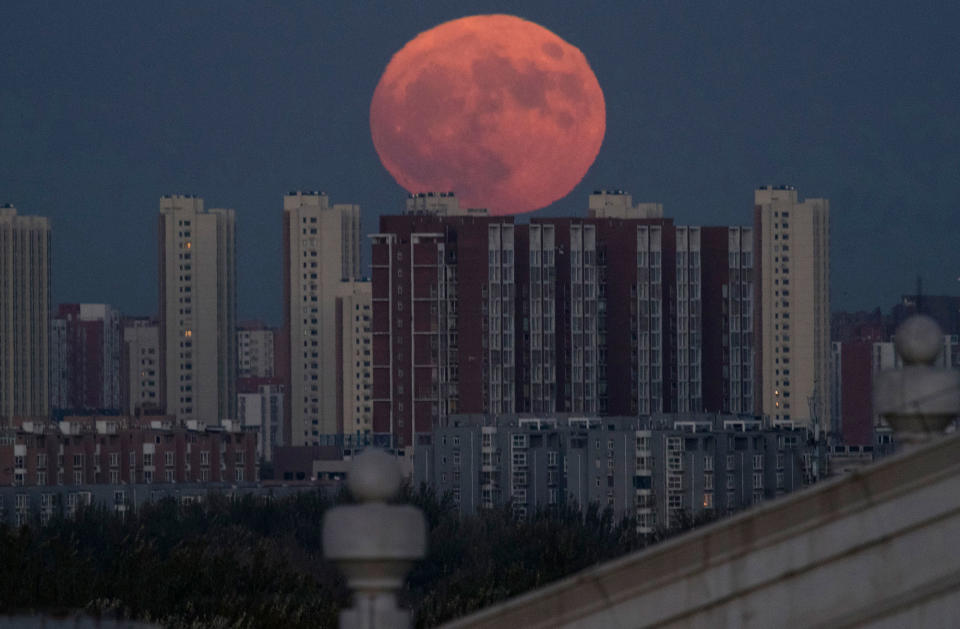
<box><xmin>4</xmin><ymin>182</ymin><xmax>948</xmax><ymax>327</ymax></box>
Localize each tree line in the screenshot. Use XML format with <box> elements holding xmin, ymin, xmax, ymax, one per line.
<box><xmin>0</xmin><ymin>487</ymin><xmax>717</xmax><ymax>628</ymax></box>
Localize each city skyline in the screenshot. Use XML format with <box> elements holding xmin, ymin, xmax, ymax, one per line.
<box><xmin>2</xmin><ymin>2</ymin><xmax>958</xmax><ymax>323</ymax></box>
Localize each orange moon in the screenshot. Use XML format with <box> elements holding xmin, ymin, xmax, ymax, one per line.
<box><xmin>370</xmin><ymin>14</ymin><xmax>606</xmax><ymax>215</ymax></box>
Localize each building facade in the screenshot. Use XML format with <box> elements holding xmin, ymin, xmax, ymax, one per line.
<box><xmin>50</xmin><ymin>303</ymin><xmax>122</xmax><ymax>414</ymax></box>
<box><xmin>0</xmin><ymin>416</ymin><xmax>258</xmax><ymax>493</ymax></box>
<box><xmin>121</xmin><ymin>317</ymin><xmax>160</xmax><ymax>416</ymax></box>
<box><xmin>370</xmin><ymin>193</ymin><xmax>513</xmax><ymax>454</ymax></box>
<box><xmin>0</xmin><ymin>205</ymin><xmax>51</xmax><ymax>422</ymax></box>
<box><xmin>158</xmin><ymin>195</ymin><xmax>237</xmax><ymax>423</ymax></box>
<box><xmin>371</xmin><ymin>192</ymin><xmax>756</xmax><ymax>451</ymax></box>
<box><xmin>237</xmin><ymin>377</ymin><xmax>284</xmax><ymax>462</ymax></box>
<box><xmin>237</xmin><ymin>321</ymin><xmax>276</xmax><ymax>379</ymax></box>
<box><xmin>337</xmin><ymin>281</ymin><xmax>373</xmax><ymax>444</ymax></box>
<box><xmin>415</xmin><ymin>414</ymin><xmax>813</xmax><ymax>533</ymax></box>
<box><xmin>281</xmin><ymin>191</ymin><xmax>362</xmax><ymax>445</ymax></box>
<box><xmin>754</xmin><ymin>186</ymin><xmax>831</xmax><ymax>429</ymax></box>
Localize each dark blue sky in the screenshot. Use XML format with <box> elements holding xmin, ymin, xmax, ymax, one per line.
<box><xmin>2</xmin><ymin>1</ymin><xmax>958</xmax><ymax>324</ymax></box>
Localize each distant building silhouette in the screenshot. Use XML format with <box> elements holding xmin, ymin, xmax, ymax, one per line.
<box><xmin>0</xmin><ymin>205</ymin><xmax>51</xmax><ymax>423</ymax></box>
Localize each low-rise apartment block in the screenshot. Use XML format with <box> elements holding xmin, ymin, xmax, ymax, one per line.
<box><xmin>414</xmin><ymin>414</ymin><xmax>814</xmax><ymax>534</ymax></box>
<box><xmin>0</xmin><ymin>416</ymin><xmax>258</xmax><ymax>501</ymax></box>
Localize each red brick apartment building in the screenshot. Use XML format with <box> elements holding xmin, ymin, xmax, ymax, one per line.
<box><xmin>0</xmin><ymin>415</ymin><xmax>258</xmax><ymax>487</ymax></box>
<box><xmin>370</xmin><ymin>192</ymin><xmax>756</xmax><ymax>452</ymax></box>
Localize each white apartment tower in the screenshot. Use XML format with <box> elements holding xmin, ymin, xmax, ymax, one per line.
<box><xmin>0</xmin><ymin>205</ymin><xmax>51</xmax><ymax>421</ymax></box>
<box><xmin>282</xmin><ymin>191</ymin><xmax>361</xmax><ymax>445</ymax></box>
<box><xmin>158</xmin><ymin>195</ymin><xmax>237</xmax><ymax>423</ymax></box>
<box><xmin>754</xmin><ymin>186</ymin><xmax>830</xmax><ymax>430</ymax></box>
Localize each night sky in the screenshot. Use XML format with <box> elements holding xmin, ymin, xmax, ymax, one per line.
<box><xmin>2</xmin><ymin>1</ymin><xmax>958</xmax><ymax>324</ymax></box>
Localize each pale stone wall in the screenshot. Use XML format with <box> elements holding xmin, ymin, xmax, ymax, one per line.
<box><xmin>443</xmin><ymin>431</ymin><xmax>960</xmax><ymax>629</ymax></box>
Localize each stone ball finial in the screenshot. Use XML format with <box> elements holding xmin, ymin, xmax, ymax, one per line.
<box><xmin>894</xmin><ymin>314</ymin><xmax>943</xmax><ymax>365</ymax></box>
<box><xmin>348</xmin><ymin>448</ymin><xmax>402</xmax><ymax>502</ymax></box>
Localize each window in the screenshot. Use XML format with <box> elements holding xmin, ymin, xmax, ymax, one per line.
<box><xmin>235</xmin><ymin>467</ymin><xmax>245</xmax><ymax>482</ymax></box>
<box><xmin>165</xmin><ymin>452</ymin><xmax>175</xmax><ymax>467</ymax></box>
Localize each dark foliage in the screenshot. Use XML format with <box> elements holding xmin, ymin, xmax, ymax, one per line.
<box><xmin>0</xmin><ymin>487</ymin><xmax>715</xmax><ymax>628</ymax></box>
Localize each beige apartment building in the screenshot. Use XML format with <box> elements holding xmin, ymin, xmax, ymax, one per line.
<box><xmin>158</xmin><ymin>195</ymin><xmax>236</xmax><ymax>423</ymax></box>
<box><xmin>337</xmin><ymin>281</ymin><xmax>372</xmax><ymax>443</ymax></box>
<box><xmin>0</xmin><ymin>205</ymin><xmax>51</xmax><ymax>422</ymax></box>
<box><xmin>237</xmin><ymin>322</ymin><xmax>275</xmax><ymax>378</ymax></box>
<box><xmin>754</xmin><ymin>185</ymin><xmax>830</xmax><ymax>430</ymax></box>
<box><xmin>121</xmin><ymin>317</ymin><xmax>160</xmax><ymax>415</ymax></box>
<box><xmin>282</xmin><ymin>191</ymin><xmax>362</xmax><ymax>445</ymax></box>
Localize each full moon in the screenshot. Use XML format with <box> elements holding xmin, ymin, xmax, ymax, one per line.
<box><xmin>370</xmin><ymin>14</ymin><xmax>606</xmax><ymax>215</ymax></box>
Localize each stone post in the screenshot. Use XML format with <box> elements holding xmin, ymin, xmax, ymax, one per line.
<box><xmin>874</xmin><ymin>314</ymin><xmax>960</xmax><ymax>446</ymax></box>
<box><xmin>323</xmin><ymin>449</ymin><xmax>427</xmax><ymax>629</ymax></box>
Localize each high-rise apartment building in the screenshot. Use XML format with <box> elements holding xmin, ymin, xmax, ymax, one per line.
<box><xmin>281</xmin><ymin>191</ymin><xmax>362</xmax><ymax>446</ymax></box>
<box><xmin>0</xmin><ymin>205</ymin><xmax>51</xmax><ymax>422</ymax></box>
<box><xmin>371</xmin><ymin>192</ymin><xmax>755</xmax><ymax>450</ymax></box>
<box><xmin>237</xmin><ymin>321</ymin><xmax>276</xmax><ymax>379</ymax></box>
<box><xmin>754</xmin><ymin>186</ymin><xmax>830</xmax><ymax>429</ymax></box>
<box><xmin>336</xmin><ymin>281</ymin><xmax>373</xmax><ymax>444</ymax></box>
<box><xmin>371</xmin><ymin>193</ymin><xmax>513</xmax><ymax>453</ymax></box>
<box><xmin>50</xmin><ymin>304</ymin><xmax>122</xmax><ymax>413</ymax></box>
<box><xmin>158</xmin><ymin>195</ymin><xmax>237</xmax><ymax>423</ymax></box>
<box><xmin>121</xmin><ymin>317</ymin><xmax>160</xmax><ymax>416</ymax></box>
